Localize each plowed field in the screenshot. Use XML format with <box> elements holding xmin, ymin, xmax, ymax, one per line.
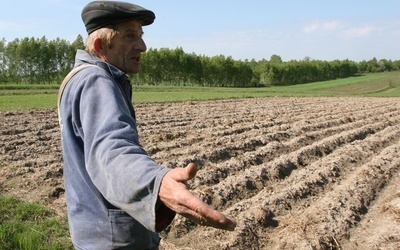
<box><xmin>1</xmin><ymin>97</ymin><xmax>400</xmax><ymax>249</ymax></box>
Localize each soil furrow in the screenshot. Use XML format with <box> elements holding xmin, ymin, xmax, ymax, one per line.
<box><xmin>145</xmin><ymin>107</ymin><xmax>398</xmax><ymax>168</ymax></box>
<box><xmin>267</xmin><ymin>143</ymin><xmax>400</xmax><ymax>249</ymax></box>
<box><xmin>164</xmin><ymin>128</ymin><xmax>399</xmax><ymax>249</ymax></box>
<box><xmin>192</xmin><ymin>122</ymin><xmax>398</xmax><ymax>211</ymax></box>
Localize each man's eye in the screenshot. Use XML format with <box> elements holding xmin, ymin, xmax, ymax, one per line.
<box><xmin>126</xmin><ymin>33</ymin><xmax>141</xmax><ymax>39</ymax></box>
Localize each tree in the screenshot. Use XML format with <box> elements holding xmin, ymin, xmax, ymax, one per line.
<box><xmin>0</xmin><ymin>38</ymin><xmax>6</xmax><ymax>82</ymax></box>
<box><xmin>269</xmin><ymin>54</ymin><xmax>282</xmax><ymax>64</ymax></box>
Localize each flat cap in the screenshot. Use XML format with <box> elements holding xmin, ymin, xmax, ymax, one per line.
<box><xmin>82</xmin><ymin>1</ymin><xmax>155</xmax><ymax>34</ymax></box>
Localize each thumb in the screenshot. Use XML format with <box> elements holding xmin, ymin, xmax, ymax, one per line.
<box><xmin>164</xmin><ymin>163</ymin><xmax>197</xmax><ymax>182</ymax></box>
<box><xmin>186</xmin><ymin>162</ymin><xmax>197</xmax><ymax>180</ymax></box>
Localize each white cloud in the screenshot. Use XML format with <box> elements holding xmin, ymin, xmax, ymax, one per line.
<box><xmin>0</xmin><ymin>21</ymin><xmax>30</xmax><ymax>31</ymax></box>
<box><xmin>303</xmin><ymin>23</ymin><xmax>318</xmax><ymax>33</ymax></box>
<box><xmin>343</xmin><ymin>26</ymin><xmax>374</xmax><ymax>37</ymax></box>
<box><xmin>303</xmin><ymin>21</ymin><xmax>376</xmax><ymax>39</ymax></box>
<box><xmin>303</xmin><ymin>21</ymin><xmax>340</xmax><ymax>33</ymax></box>
<box><xmin>323</xmin><ymin>21</ymin><xmax>340</xmax><ymax>31</ymax></box>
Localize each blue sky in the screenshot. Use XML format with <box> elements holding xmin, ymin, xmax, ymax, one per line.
<box><xmin>1</xmin><ymin>0</ymin><xmax>399</xmax><ymax>62</ymax></box>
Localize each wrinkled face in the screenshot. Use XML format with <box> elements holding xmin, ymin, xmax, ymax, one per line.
<box><xmin>103</xmin><ymin>20</ymin><xmax>147</xmax><ymax>74</ymax></box>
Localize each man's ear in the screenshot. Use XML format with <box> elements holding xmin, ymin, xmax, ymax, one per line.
<box><xmin>93</xmin><ymin>38</ymin><xmax>107</xmax><ymax>60</ymax></box>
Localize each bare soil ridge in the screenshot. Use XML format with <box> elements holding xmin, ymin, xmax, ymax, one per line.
<box><xmin>1</xmin><ymin>97</ymin><xmax>399</xmax><ymax>249</ymax></box>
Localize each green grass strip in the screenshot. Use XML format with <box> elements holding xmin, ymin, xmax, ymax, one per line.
<box><xmin>0</xmin><ymin>195</ymin><xmax>73</xmax><ymax>250</ymax></box>
<box><xmin>0</xmin><ymin>72</ymin><xmax>399</xmax><ymax>111</ymax></box>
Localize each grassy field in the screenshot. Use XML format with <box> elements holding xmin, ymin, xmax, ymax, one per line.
<box><xmin>0</xmin><ymin>71</ymin><xmax>399</xmax><ymax>111</ymax></box>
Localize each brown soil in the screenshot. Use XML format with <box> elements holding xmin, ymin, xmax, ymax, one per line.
<box><xmin>1</xmin><ymin>97</ymin><xmax>399</xmax><ymax>250</ymax></box>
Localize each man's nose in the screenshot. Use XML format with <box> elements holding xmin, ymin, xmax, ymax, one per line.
<box><xmin>136</xmin><ymin>38</ymin><xmax>147</xmax><ymax>52</ymax></box>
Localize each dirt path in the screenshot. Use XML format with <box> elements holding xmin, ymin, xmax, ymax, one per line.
<box><xmin>1</xmin><ymin>97</ymin><xmax>399</xmax><ymax>249</ymax></box>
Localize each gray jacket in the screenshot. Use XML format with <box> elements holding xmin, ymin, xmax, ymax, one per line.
<box><xmin>59</xmin><ymin>50</ymin><xmax>171</xmax><ymax>249</ymax></box>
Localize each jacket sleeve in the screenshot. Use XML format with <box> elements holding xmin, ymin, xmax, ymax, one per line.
<box><xmin>72</xmin><ymin>67</ymin><xmax>170</xmax><ymax>232</ymax></box>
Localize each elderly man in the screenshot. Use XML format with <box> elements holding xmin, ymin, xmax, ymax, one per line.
<box><xmin>58</xmin><ymin>1</ymin><xmax>236</xmax><ymax>249</ymax></box>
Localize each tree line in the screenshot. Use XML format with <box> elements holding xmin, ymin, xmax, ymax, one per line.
<box><xmin>1</xmin><ymin>36</ymin><xmax>399</xmax><ymax>87</ymax></box>
<box><xmin>0</xmin><ymin>36</ymin><xmax>85</xmax><ymax>84</ymax></box>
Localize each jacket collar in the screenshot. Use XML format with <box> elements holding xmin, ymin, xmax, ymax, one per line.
<box><xmin>74</xmin><ymin>49</ymin><xmax>126</xmax><ymax>80</ymax></box>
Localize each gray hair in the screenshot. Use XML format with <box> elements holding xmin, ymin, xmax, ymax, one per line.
<box><xmin>85</xmin><ymin>26</ymin><xmax>118</xmax><ymax>56</ymax></box>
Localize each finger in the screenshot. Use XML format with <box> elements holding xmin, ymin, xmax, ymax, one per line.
<box><xmin>180</xmin><ymin>207</ymin><xmax>237</xmax><ymax>231</ymax></box>
<box><xmin>194</xmin><ymin>206</ymin><xmax>237</xmax><ymax>231</ymax></box>
<box><xmin>177</xmin><ymin>195</ymin><xmax>237</xmax><ymax>231</ymax></box>
<box><xmin>204</xmin><ymin>215</ymin><xmax>236</xmax><ymax>231</ymax></box>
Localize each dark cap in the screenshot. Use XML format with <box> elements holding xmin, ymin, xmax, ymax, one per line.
<box><xmin>82</xmin><ymin>1</ymin><xmax>155</xmax><ymax>34</ymax></box>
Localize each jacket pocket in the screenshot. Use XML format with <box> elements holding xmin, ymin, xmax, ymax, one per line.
<box><xmin>108</xmin><ymin>209</ymin><xmax>156</xmax><ymax>249</ymax></box>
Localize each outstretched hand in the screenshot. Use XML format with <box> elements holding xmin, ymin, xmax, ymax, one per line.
<box><xmin>158</xmin><ymin>163</ymin><xmax>236</xmax><ymax>231</ymax></box>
